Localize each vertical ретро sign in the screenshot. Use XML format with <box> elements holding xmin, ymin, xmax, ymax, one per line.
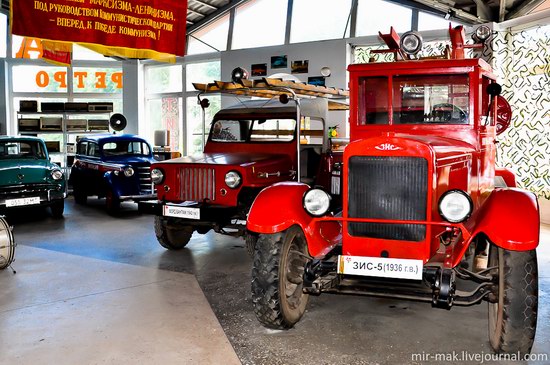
<box><xmin>11</xmin><ymin>0</ymin><xmax>187</xmax><ymax>61</ymax></box>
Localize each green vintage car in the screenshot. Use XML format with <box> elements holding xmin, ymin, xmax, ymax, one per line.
<box><xmin>0</xmin><ymin>136</ymin><xmax>66</xmax><ymax>218</ymax></box>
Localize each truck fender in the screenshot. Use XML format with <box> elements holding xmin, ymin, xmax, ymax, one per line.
<box><xmin>247</xmin><ymin>182</ymin><xmax>311</xmax><ymax>234</ymax></box>
<box><xmin>470</xmin><ymin>188</ymin><xmax>539</xmax><ymax>251</ymax></box>
<box><xmin>495</xmin><ymin>167</ymin><xmax>516</xmax><ymax>187</ymax></box>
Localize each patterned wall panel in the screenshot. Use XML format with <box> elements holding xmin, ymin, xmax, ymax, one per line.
<box><xmin>491</xmin><ymin>26</ymin><xmax>550</xmax><ymax>200</ymax></box>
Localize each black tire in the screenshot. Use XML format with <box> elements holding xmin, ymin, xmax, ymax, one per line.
<box><xmin>154</xmin><ymin>216</ymin><xmax>193</xmax><ymax>250</ymax></box>
<box><xmin>251</xmin><ymin>225</ymin><xmax>310</xmax><ymax>329</ymax></box>
<box><xmin>105</xmin><ymin>189</ymin><xmax>120</xmax><ymax>215</ymax></box>
<box><xmin>488</xmin><ymin>246</ymin><xmax>538</xmax><ymax>355</ymax></box>
<box><xmin>73</xmin><ymin>186</ymin><xmax>87</xmax><ymax>205</ymax></box>
<box><xmin>50</xmin><ymin>200</ymin><xmax>65</xmax><ymax>218</ymax></box>
<box><xmin>245</xmin><ymin>232</ymin><xmax>258</xmax><ymax>257</ymax></box>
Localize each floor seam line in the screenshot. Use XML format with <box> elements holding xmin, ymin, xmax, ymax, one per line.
<box><xmin>0</xmin><ymin>278</ymin><xmax>175</xmax><ymax>315</ymax></box>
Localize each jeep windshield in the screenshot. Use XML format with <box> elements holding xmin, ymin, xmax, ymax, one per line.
<box><xmin>210</xmin><ymin>119</ymin><xmax>296</xmax><ymax>143</ymax></box>
<box><xmin>0</xmin><ymin>140</ymin><xmax>46</xmax><ymax>160</ymax></box>
<box><xmin>102</xmin><ymin>141</ymin><xmax>151</xmax><ymax>156</ymax></box>
<box><xmin>358</xmin><ymin>74</ymin><xmax>470</xmax><ymax>125</ymax></box>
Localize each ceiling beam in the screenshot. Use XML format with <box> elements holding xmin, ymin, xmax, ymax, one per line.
<box><xmin>499</xmin><ymin>0</ymin><xmax>507</xmax><ymax>22</ymax></box>
<box><xmin>193</xmin><ymin>0</ymin><xmax>219</xmax><ymax>11</ymax></box>
<box><xmin>472</xmin><ymin>0</ymin><xmax>492</xmax><ymax>20</ymax></box>
<box><xmin>409</xmin><ymin>0</ymin><xmax>489</xmax><ymax>23</ymax></box>
<box><xmin>506</xmin><ymin>0</ymin><xmax>547</xmax><ymax>19</ymax></box>
<box><xmin>188</xmin><ymin>8</ymin><xmax>207</xmax><ymax>17</ymax></box>
<box><xmin>187</xmin><ymin>0</ymin><xmax>250</xmax><ymax>34</ymax></box>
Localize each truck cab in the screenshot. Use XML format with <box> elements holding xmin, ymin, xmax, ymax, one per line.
<box><xmin>247</xmin><ymin>26</ymin><xmax>539</xmax><ymax>356</ymax></box>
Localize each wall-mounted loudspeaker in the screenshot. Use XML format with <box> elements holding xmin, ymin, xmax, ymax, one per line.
<box><xmin>109</xmin><ymin>113</ymin><xmax>127</xmax><ymax>132</ymax></box>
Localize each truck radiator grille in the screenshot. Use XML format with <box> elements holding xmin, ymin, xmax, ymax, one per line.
<box><xmin>347</xmin><ymin>156</ymin><xmax>427</xmax><ymax>241</ymax></box>
<box><xmin>177</xmin><ymin>168</ymin><xmax>215</xmax><ymax>202</ymax></box>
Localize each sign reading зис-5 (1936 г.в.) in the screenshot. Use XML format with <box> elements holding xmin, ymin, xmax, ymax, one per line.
<box><xmin>11</xmin><ymin>0</ymin><xmax>188</xmax><ymax>60</ymax></box>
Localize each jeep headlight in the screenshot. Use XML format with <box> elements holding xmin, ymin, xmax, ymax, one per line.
<box><xmin>123</xmin><ymin>166</ymin><xmax>134</xmax><ymax>177</ymax></box>
<box><xmin>51</xmin><ymin>169</ymin><xmax>63</xmax><ymax>180</ymax></box>
<box><xmin>303</xmin><ymin>188</ymin><xmax>331</xmax><ymax>217</ymax></box>
<box><xmin>439</xmin><ymin>190</ymin><xmax>473</xmax><ymax>223</ymax></box>
<box><xmin>151</xmin><ymin>168</ymin><xmax>164</xmax><ymax>185</ymax></box>
<box><xmin>225</xmin><ymin>171</ymin><xmax>242</xmax><ymax>189</ymax></box>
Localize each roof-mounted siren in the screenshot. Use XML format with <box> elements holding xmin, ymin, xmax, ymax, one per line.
<box><xmin>449</xmin><ymin>24</ymin><xmax>491</xmax><ymax>59</ymax></box>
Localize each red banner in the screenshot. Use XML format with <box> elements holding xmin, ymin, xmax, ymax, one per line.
<box><xmin>11</xmin><ymin>0</ymin><xmax>187</xmax><ymax>61</ymax></box>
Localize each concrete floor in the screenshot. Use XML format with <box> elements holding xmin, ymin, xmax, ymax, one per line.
<box><xmin>0</xmin><ymin>198</ymin><xmax>549</xmax><ymax>365</ymax></box>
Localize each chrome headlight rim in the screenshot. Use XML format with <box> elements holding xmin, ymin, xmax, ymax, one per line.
<box><xmin>438</xmin><ymin>189</ymin><xmax>473</xmax><ymax>223</ymax></box>
<box><xmin>400</xmin><ymin>31</ymin><xmax>423</xmax><ymax>56</ymax></box>
<box><xmin>123</xmin><ymin>166</ymin><xmax>134</xmax><ymax>178</ymax></box>
<box><xmin>51</xmin><ymin>169</ymin><xmax>64</xmax><ymax>180</ymax></box>
<box><xmin>225</xmin><ymin>170</ymin><xmax>242</xmax><ymax>189</ymax></box>
<box><xmin>151</xmin><ymin>168</ymin><xmax>164</xmax><ymax>185</ymax></box>
<box><xmin>303</xmin><ymin>188</ymin><xmax>331</xmax><ymax>217</ymax></box>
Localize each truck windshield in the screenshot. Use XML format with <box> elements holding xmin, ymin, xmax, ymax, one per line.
<box><xmin>359</xmin><ymin>75</ymin><xmax>470</xmax><ymax>125</ymax></box>
<box><xmin>0</xmin><ymin>140</ymin><xmax>46</xmax><ymax>160</ymax></box>
<box><xmin>210</xmin><ymin>119</ymin><xmax>296</xmax><ymax>143</ymax></box>
<box><xmin>102</xmin><ymin>141</ymin><xmax>151</xmax><ymax>156</ymax></box>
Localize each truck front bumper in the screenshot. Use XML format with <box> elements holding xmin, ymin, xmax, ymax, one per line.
<box><xmin>0</xmin><ymin>185</ymin><xmax>66</xmax><ymax>209</ymax></box>
<box><xmin>138</xmin><ymin>200</ymin><xmax>241</xmax><ymax>225</ymax></box>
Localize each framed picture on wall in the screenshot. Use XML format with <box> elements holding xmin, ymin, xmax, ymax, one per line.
<box><xmin>270</xmin><ymin>55</ymin><xmax>287</xmax><ymax>69</ymax></box>
<box><xmin>308</xmin><ymin>76</ymin><xmax>326</xmax><ymax>86</ymax></box>
<box><xmin>291</xmin><ymin>60</ymin><xmax>309</xmax><ymax>74</ymax></box>
<box><xmin>251</xmin><ymin>63</ymin><xmax>267</xmax><ymax>77</ymax></box>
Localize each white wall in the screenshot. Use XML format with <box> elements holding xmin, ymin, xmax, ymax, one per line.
<box><xmin>221</xmin><ymin>39</ymin><xmax>349</xmax><ymax>133</ymax></box>
<box><xmin>122</xmin><ymin>60</ymin><xmax>142</xmax><ymax>135</ymax></box>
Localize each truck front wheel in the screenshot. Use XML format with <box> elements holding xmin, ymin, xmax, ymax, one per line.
<box><xmin>251</xmin><ymin>226</ymin><xmax>310</xmax><ymax>329</ymax></box>
<box><xmin>488</xmin><ymin>246</ymin><xmax>538</xmax><ymax>355</ymax></box>
<box><xmin>154</xmin><ymin>216</ymin><xmax>193</xmax><ymax>250</ymax></box>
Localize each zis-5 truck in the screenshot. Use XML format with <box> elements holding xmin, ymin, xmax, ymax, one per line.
<box><xmin>247</xmin><ymin>25</ymin><xmax>540</xmax><ymax>356</ymax></box>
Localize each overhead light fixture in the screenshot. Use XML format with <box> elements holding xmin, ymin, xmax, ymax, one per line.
<box><xmin>445</xmin><ymin>9</ymin><xmax>456</xmax><ymax>20</ymax></box>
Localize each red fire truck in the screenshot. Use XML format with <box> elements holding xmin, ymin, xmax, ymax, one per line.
<box><xmin>247</xmin><ymin>26</ymin><xmax>539</xmax><ymax>355</ymax></box>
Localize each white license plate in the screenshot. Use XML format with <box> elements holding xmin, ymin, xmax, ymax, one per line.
<box><xmin>337</xmin><ymin>255</ymin><xmax>423</xmax><ymax>280</ymax></box>
<box><xmin>5</xmin><ymin>196</ymin><xmax>41</xmax><ymax>207</ymax></box>
<box><xmin>163</xmin><ymin>205</ymin><xmax>200</xmax><ymax>220</ymax></box>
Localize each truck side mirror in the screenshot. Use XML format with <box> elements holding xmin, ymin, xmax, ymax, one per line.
<box><xmin>199</xmin><ymin>98</ymin><xmax>210</xmax><ymax>109</ymax></box>
<box><xmin>486</xmin><ymin>83</ymin><xmax>511</xmax><ymax>135</ymax></box>
<box><xmin>279</xmin><ymin>94</ymin><xmax>289</xmax><ymax>104</ymax></box>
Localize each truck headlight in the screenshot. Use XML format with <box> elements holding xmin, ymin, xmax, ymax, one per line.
<box><xmin>51</xmin><ymin>169</ymin><xmax>63</xmax><ymax>180</ymax></box>
<box><xmin>123</xmin><ymin>166</ymin><xmax>134</xmax><ymax>177</ymax></box>
<box><xmin>303</xmin><ymin>188</ymin><xmax>331</xmax><ymax>217</ymax></box>
<box><xmin>400</xmin><ymin>31</ymin><xmax>423</xmax><ymax>56</ymax></box>
<box><xmin>151</xmin><ymin>168</ymin><xmax>164</xmax><ymax>185</ymax></box>
<box><xmin>225</xmin><ymin>171</ymin><xmax>242</xmax><ymax>189</ymax></box>
<box><xmin>439</xmin><ymin>190</ymin><xmax>473</xmax><ymax>223</ymax></box>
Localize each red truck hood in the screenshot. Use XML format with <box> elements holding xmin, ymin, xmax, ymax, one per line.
<box><xmin>157</xmin><ymin>152</ymin><xmax>290</xmax><ymax>167</ymax></box>
<box><xmin>393</xmin><ymin>134</ymin><xmax>476</xmax><ymax>160</ymax></box>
